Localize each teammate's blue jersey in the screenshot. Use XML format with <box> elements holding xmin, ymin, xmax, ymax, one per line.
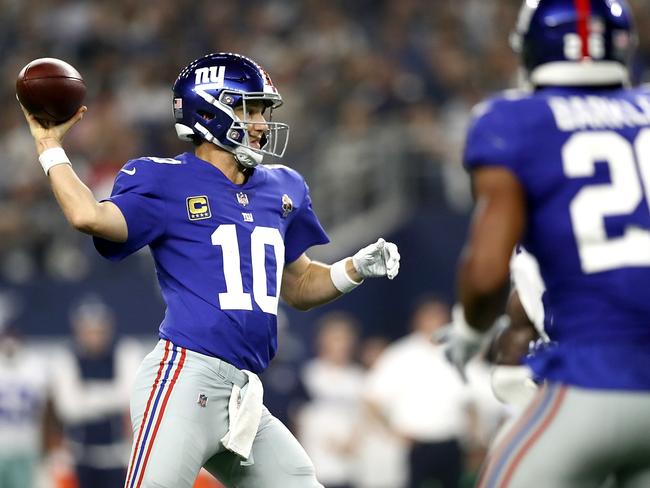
<box><xmin>464</xmin><ymin>85</ymin><xmax>650</xmax><ymax>390</ymax></box>
<box><xmin>94</xmin><ymin>152</ymin><xmax>329</xmax><ymax>373</ymax></box>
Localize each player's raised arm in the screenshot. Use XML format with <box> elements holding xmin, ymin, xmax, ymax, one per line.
<box><xmin>444</xmin><ymin>166</ymin><xmax>525</xmax><ymax>375</ymax></box>
<box><xmin>19</xmin><ymin>104</ymin><xmax>128</xmax><ymax>242</ymax></box>
<box><xmin>281</xmin><ymin>238</ymin><xmax>400</xmax><ymax>311</ymax></box>
<box><xmin>459</xmin><ymin>167</ymin><xmax>525</xmax><ymax>328</ymax></box>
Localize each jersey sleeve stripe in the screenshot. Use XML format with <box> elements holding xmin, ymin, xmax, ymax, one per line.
<box><xmin>134</xmin><ymin>346</ymin><xmax>187</xmax><ymax>488</ymax></box>
<box><xmin>125</xmin><ymin>340</ymin><xmax>171</xmax><ymax>488</ymax></box>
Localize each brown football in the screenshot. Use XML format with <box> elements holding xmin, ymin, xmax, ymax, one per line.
<box><xmin>16</xmin><ymin>58</ymin><xmax>86</xmax><ymax>124</ymax></box>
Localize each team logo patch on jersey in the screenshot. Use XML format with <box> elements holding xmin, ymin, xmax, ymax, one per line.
<box><xmin>281</xmin><ymin>194</ymin><xmax>293</xmax><ymax>218</ymax></box>
<box><xmin>197</xmin><ymin>393</ymin><xmax>208</xmax><ymax>408</ymax></box>
<box><xmin>186</xmin><ymin>196</ymin><xmax>211</xmax><ymax>221</ymax></box>
<box><xmin>236</xmin><ymin>192</ymin><xmax>249</xmax><ymax>206</ymax></box>
<box><xmin>242</xmin><ymin>212</ymin><xmax>254</xmax><ymax>222</ymax></box>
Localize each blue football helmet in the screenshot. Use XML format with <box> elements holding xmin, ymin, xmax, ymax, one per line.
<box><xmin>172</xmin><ymin>53</ymin><xmax>289</xmax><ymax>167</ymax></box>
<box><xmin>511</xmin><ymin>0</ymin><xmax>636</xmax><ymax>86</ymax></box>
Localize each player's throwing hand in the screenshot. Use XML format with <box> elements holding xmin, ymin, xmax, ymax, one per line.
<box><xmin>19</xmin><ymin>104</ymin><xmax>86</xmax><ymax>151</ymax></box>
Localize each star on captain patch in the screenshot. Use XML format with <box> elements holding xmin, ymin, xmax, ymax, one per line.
<box><xmin>197</xmin><ymin>393</ymin><xmax>208</xmax><ymax>408</ymax></box>
<box><xmin>236</xmin><ymin>192</ymin><xmax>249</xmax><ymax>206</ymax></box>
<box><xmin>281</xmin><ymin>194</ymin><xmax>294</xmax><ymax>218</ymax></box>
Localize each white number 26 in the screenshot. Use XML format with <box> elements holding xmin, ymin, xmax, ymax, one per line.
<box><xmin>564</xmin><ymin>129</ymin><xmax>650</xmax><ymax>273</ymax></box>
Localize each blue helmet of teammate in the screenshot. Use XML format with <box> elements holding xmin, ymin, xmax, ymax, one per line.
<box><xmin>511</xmin><ymin>0</ymin><xmax>636</xmax><ymax>86</ymax></box>
<box><xmin>172</xmin><ymin>52</ymin><xmax>289</xmax><ymax>168</ymax></box>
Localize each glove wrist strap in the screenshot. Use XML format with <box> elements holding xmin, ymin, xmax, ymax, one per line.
<box><xmin>39</xmin><ymin>147</ymin><xmax>71</xmax><ymax>175</ymax></box>
<box><xmin>330</xmin><ymin>258</ymin><xmax>363</xmax><ymax>293</ymax></box>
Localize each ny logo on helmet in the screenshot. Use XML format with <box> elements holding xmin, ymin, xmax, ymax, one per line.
<box><xmin>195</xmin><ymin>66</ymin><xmax>225</xmax><ymax>86</ymax></box>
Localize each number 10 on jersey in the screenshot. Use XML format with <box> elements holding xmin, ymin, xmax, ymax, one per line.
<box><xmin>212</xmin><ymin>225</ymin><xmax>285</xmax><ymax>314</ymax></box>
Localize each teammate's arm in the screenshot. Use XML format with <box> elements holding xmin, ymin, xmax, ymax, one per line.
<box><xmin>444</xmin><ymin>166</ymin><xmax>526</xmax><ymax>375</ymax></box>
<box><xmin>496</xmin><ymin>289</ymin><xmax>539</xmax><ymax>366</ymax></box>
<box><xmin>20</xmin><ymin>105</ymin><xmax>128</xmax><ymax>242</ymax></box>
<box><xmin>458</xmin><ymin>166</ymin><xmax>526</xmax><ymax>331</ymax></box>
<box><xmin>489</xmin><ymin>288</ymin><xmax>540</xmax><ymax>407</ymax></box>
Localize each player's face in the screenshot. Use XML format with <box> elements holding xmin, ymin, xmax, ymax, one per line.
<box><xmin>234</xmin><ymin>100</ymin><xmax>269</xmax><ymax>150</ymax></box>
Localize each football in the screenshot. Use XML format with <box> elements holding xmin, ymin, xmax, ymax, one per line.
<box><xmin>16</xmin><ymin>58</ymin><xmax>86</xmax><ymax>125</ymax></box>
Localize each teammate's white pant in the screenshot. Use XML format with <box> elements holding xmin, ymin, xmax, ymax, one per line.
<box><xmin>478</xmin><ymin>383</ymin><xmax>650</xmax><ymax>488</ymax></box>
<box><xmin>124</xmin><ymin>340</ymin><xmax>322</xmax><ymax>488</ymax></box>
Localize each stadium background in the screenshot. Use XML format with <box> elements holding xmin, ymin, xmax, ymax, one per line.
<box><xmin>1</xmin><ymin>0</ymin><xmax>649</xmax><ymax>487</ymax></box>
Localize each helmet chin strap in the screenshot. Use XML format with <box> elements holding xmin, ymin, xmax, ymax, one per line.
<box><xmin>234</xmin><ymin>146</ymin><xmax>264</xmax><ymax>168</ymax></box>
<box><xmin>232</xmin><ymin>123</ymin><xmax>264</xmax><ymax>168</ymax></box>
<box><xmin>192</xmin><ymin>121</ymin><xmax>264</xmax><ymax>168</ymax></box>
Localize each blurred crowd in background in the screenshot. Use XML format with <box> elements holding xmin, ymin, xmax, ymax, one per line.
<box><xmin>1</xmin><ymin>0</ymin><xmax>649</xmax><ymax>487</ymax></box>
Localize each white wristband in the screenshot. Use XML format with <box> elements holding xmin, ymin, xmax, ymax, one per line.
<box><xmin>38</xmin><ymin>147</ymin><xmax>71</xmax><ymax>175</ymax></box>
<box><xmin>330</xmin><ymin>258</ymin><xmax>363</xmax><ymax>293</ymax></box>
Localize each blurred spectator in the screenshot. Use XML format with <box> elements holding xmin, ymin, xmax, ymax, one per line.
<box><xmin>363</xmin><ymin>297</ymin><xmax>469</xmax><ymax>488</ymax></box>
<box><xmin>259</xmin><ymin>308</ymin><xmax>310</xmax><ymax>432</ymax></box>
<box><xmin>50</xmin><ymin>295</ymin><xmax>141</xmax><ymax>488</ymax></box>
<box><xmin>297</xmin><ymin>311</ymin><xmax>365</xmax><ymax>488</ymax></box>
<box><xmin>463</xmin><ymin>343</ymin><xmax>512</xmax><ymax>485</ymax></box>
<box><xmin>0</xmin><ymin>325</ymin><xmax>49</xmax><ymax>488</ymax></box>
<box><xmin>352</xmin><ymin>335</ymin><xmax>409</xmax><ymax>488</ymax></box>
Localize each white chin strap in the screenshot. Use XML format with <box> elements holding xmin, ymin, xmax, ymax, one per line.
<box><xmin>177</xmin><ymin>122</ymin><xmax>264</xmax><ymax>168</ymax></box>
<box><xmin>234</xmin><ymin>146</ymin><xmax>264</xmax><ymax>168</ymax></box>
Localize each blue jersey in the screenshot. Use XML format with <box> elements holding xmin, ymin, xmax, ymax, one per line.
<box><xmin>94</xmin><ymin>152</ymin><xmax>329</xmax><ymax>373</ymax></box>
<box><xmin>464</xmin><ymin>85</ymin><xmax>650</xmax><ymax>390</ymax></box>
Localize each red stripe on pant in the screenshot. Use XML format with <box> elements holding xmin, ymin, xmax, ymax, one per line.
<box><xmin>135</xmin><ymin>347</ymin><xmax>187</xmax><ymax>488</ymax></box>
<box><xmin>476</xmin><ymin>386</ymin><xmax>549</xmax><ymax>488</ymax></box>
<box><xmin>125</xmin><ymin>340</ymin><xmax>172</xmax><ymax>488</ymax></box>
<box><xmin>500</xmin><ymin>386</ymin><xmax>567</xmax><ymax>488</ymax></box>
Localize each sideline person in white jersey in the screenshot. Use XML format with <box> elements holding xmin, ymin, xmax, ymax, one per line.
<box><xmin>19</xmin><ymin>52</ymin><xmax>400</xmax><ymax>488</ymax></box>
<box><xmin>445</xmin><ymin>1</ymin><xmax>650</xmax><ymax>486</ymax></box>
<box><xmin>0</xmin><ymin>326</ymin><xmax>48</xmax><ymax>488</ymax></box>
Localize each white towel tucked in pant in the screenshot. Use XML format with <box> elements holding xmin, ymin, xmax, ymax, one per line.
<box><xmin>220</xmin><ymin>370</ymin><xmax>264</xmax><ymax>460</ymax></box>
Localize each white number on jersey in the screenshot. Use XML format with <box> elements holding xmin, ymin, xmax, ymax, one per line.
<box><xmin>563</xmin><ymin>129</ymin><xmax>650</xmax><ymax>273</ymax></box>
<box><xmin>211</xmin><ymin>224</ymin><xmax>285</xmax><ymax>314</ymax></box>
<box><xmin>563</xmin><ymin>33</ymin><xmax>605</xmax><ymax>60</ymax></box>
